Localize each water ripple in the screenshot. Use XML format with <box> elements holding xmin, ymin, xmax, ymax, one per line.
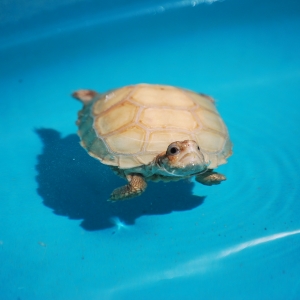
<box><xmin>188</xmin><ymin>95</ymin><xmax>300</xmax><ymax>271</ymax></box>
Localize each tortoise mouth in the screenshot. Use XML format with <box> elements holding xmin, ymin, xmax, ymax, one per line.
<box><xmin>180</xmin><ymin>152</ymin><xmax>203</xmax><ymax>163</ymax></box>
<box><xmin>178</xmin><ymin>152</ymin><xmax>208</xmax><ymax>168</ymax></box>
<box><xmin>163</xmin><ymin>153</ymin><xmax>209</xmax><ymax>177</ymax></box>
<box><xmin>162</xmin><ymin>164</ymin><xmax>208</xmax><ymax>177</ymax></box>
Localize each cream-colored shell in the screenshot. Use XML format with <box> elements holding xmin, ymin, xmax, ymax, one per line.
<box><xmin>77</xmin><ymin>84</ymin><xmax>232</xmax><ymax>169</ymax></box>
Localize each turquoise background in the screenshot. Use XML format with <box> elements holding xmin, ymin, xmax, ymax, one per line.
<box><xmin>1</xmin><ymin>0</ymin><xmax>300</xmax><ymax>299</ymax></box>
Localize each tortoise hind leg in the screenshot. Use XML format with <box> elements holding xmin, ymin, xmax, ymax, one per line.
<box><xmin>72</xmin><ymin>89</ymin><xmax>97</xmax><ymax>104</ymax></box>
<box><xmin>110</xmin><ymin>174</ymin><xmax>147</xmax><ymax>201</ymax></box>
<box><xmin>195</xmin><ymin>169</ymin><xmax>226</xmax><ymax>186</ymax></box>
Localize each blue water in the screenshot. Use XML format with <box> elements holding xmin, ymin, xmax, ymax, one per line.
<box><xmin>1</xmin><ymin>0</ymin><xmax>300</xmax><ymax>299</ymax></box>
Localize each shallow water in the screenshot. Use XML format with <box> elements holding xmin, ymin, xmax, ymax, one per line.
<box><xmin>1</xmin><ymin>0</ymin><xmax>300</xmax><ymax>299</ymax></box>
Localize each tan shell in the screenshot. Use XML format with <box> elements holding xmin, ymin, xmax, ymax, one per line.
<box><xmin>76</xmin><ymin>84</ymin><xmax>232</xmax><ymax>170</ymax></box>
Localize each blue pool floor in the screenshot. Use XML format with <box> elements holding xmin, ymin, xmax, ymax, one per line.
<box><xmin>1</xmin><ymin>1</ymin><xmax>300</xmax><ymax>299</ymax></box>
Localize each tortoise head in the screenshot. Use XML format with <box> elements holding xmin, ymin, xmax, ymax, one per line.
<box><xmin>156</xmin><ymin>140</ymin><xmax>210</xmax><ymax>177</ymax></box>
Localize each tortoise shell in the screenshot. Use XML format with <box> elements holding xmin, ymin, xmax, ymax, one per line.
<box><xmin>75</xmin><ymin>84</ymin><xmax>232</xmax><ymax>170</ymax></box>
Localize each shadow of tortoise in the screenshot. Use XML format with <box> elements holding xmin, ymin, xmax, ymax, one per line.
<box><xmin>35</xmin><ymin>128</ymin><xmax>205</xmax><ymax>230</ymax></box>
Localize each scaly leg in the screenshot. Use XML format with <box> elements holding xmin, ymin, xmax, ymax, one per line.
<box><xmin>195</xmin><ymin>169</ymin><xmax>226</xmax><ymax>186</ymax></box>
<box><xmin>110</xmin><ymin>174</ymin><xmax>147</xmax><ymax>201</ymax></box>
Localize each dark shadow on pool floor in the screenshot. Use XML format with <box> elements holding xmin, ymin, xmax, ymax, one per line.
<box><xmin>35</xmin><ymin>128</ymin><xmax>205</xmax><ymax>231</ymax></box>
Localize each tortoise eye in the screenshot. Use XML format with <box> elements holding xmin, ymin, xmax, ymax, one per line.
<box><xmin>197</xmin><ymin>146</ymin><xmax>200</xmax><ymax>151</ymax></box>
<box><xmin>168</xmin><ymin>146</ymin><xmax>180</xmax><ymax>155</ymax></box>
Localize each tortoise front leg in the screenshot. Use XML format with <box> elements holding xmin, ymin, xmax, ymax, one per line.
<box><xmin>195</xmin><ymin>169</ymin><xmax>226</xmax><ymax>186</ymax></box>
<box><xmin>110</xmin><ymin>174</ymin><xmax>147</xmax><ymax>201</ymax></box>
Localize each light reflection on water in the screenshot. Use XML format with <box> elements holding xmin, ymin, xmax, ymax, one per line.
<box><xmin>104</xmin><ymin>229</ymin><xmax>300</xmax><ymax>298</ymax></box>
